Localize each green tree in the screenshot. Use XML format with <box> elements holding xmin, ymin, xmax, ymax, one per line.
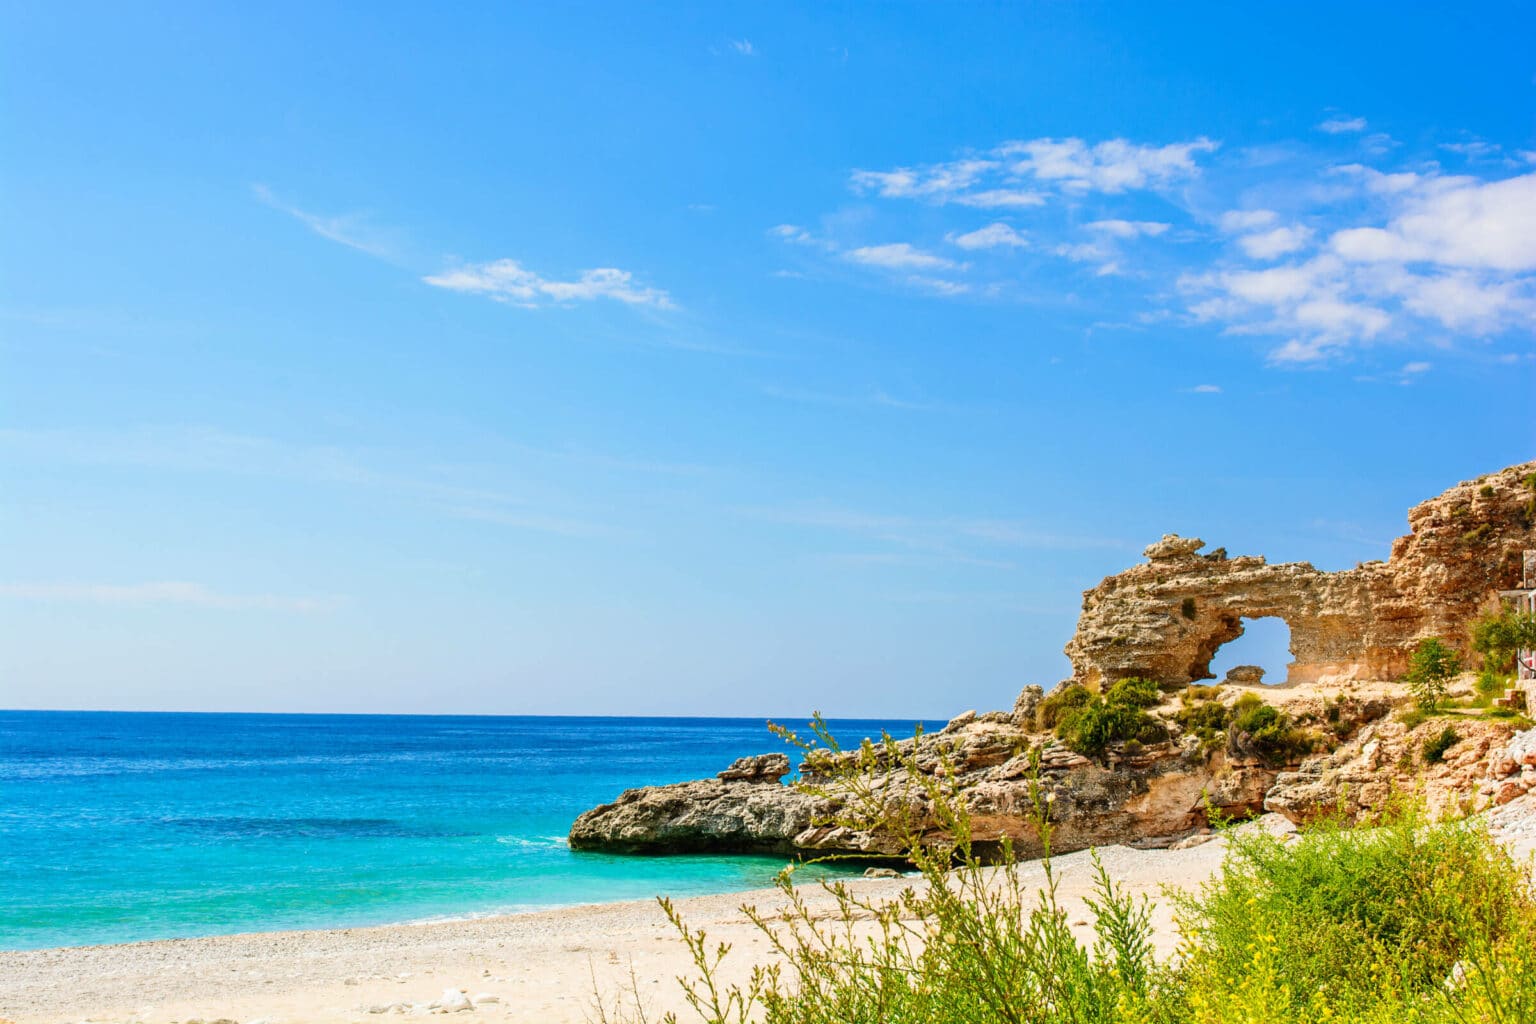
<box><xmin>1470</xmin><ymin>607</ymin><xmax>1536</xmax><ymax>674</ymax></box>
<box><xmin>1404</xmin><ymin>638</ymin><xmax>1462</xmax><ymax>713</ymax></box>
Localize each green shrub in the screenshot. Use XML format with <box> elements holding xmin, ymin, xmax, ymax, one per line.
<box><xmin>1171</xmin><ymin>803</ymin><xmax>1536</xmax><ymax>1023</ymax></box>
<box><xmin>1174</xmin><ymin>694</ymin><xmax>1232</xmax><ymax>753</ymax></box>
<box><xmin>1054</xmin><ymin>677</ymin><xmax>1168</xmax><ymax>757</ymax></box>
<box><xmin>1036</xmin><ymin>683</ymin><xmax>1092</xmax><ymax>730</ymax></box>
<box><xmin>1404</xmin><ymin>637</ymin><xmax>1462</xmax><ymax>713</ymax></box>
<box><xmin>1186</xmin><ymin>683</ymin><xmax>1223</xmax><ymax>701</ymax></box>
<box><xmin>1398</xmin><ymin>705</ymin><xmax>1429</xmax><ymax>730</ymax></box>
<box><xmin>1422</xmin><ymin>725</ymin><xmax>1459</xmax><ymax>764</ymax></box>
<box><xmin>1104</xmin><ymin>676</ymin><xmax>1162</xmax><ymax>708</ymax></box>
<box><xmin>1229</xmin><ymin>692</ymin><xmax>1312</xmax><ymax>764</ymax></box>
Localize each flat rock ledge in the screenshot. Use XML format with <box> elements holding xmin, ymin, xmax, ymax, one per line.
<box><xmin>568</xmin><ymin>754</ymin><xmax>821</xmax><ymax>855</ymax></box>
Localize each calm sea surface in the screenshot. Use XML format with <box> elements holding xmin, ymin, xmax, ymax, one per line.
<box><xmin>0</xmin><ymin>711</ymin><xmax>926</xmax><ymax>951</ymax></box>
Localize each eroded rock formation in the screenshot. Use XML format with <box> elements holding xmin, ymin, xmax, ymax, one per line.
<box><xmin>569</xmin><ymin>711</ymin><xmax>1287</xmax><ymax>861</ymax></box>
<box><xmin>1065</xmin><ymin>462</ymin><xmax>1536</xmax><ymax>689</ymax></box>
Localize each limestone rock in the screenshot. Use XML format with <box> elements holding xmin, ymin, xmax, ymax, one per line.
<box><xmin>1223</xmin><ymin>665</ymin><xmax>1266</xmax><ymax>686</ymax></box>
<box><xmin>1145</xmin><ymin>534</ymin><xmax>1206</xmax><ymax>561</ymax></box>
<box><xmin>1066</xmin><ymin>462</ymin><xmax>1536</xmax><ymax>690</ymax></box>
<box><xmin>569</xmin><ymin>764</ymin><xmax>820</xmax><ymax>854</ymax></box>
<box><xmin>1011</xmin><ymin>685</ymin><xmax>1044</xmax><ymax>725</ymax></box>
<box><xmin>716</xmin><ymin>753</ymin><xmax>790</xmax><ymax>783</ymax></box>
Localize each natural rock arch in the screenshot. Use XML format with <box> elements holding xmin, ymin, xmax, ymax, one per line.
<box><xmin>1064</xmin><ymin>462</ymin><xmax>1536</xmax><ymax>690</ymax></box>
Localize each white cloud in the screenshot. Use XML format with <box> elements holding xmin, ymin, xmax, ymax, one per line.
<box><xmin>845</xmin><ymin>243</ymin><xmax>958</xmax><ymax>270</ymax></box>
<box><xmin>1218</xmin><ymin>209</ymin><xmax>1279</xmax><ymax>232</ymax></box>
<box><xmin>951</xmin><ymin>189</ymin><xmax>1047</xmax><ymax>208</ymax></box>
<box><xmin>998</xmin><ymin>136</ymin><xmax>1219</xmax><ymax>192</ymax></box>
<box><xmin>906</xmin><ymin>275</ymin><xmax>972</xmax><ymax>295</ymax></box>
<box><xmin>1188</xmin><ymin>166</ymin><xmax>1536</xmax><ymax>360</ymax></box>
<box><xmin>1318</xmin><ymin>116</ymin><xmax>1369</xmax><ymax>134</ymax></box>
<box><xmin>849</xmin><ymin>135</ymin><xmax>1216</xmax><ymax>210</ymax></box>
<box><xmin>0</xmin><ymin>581</ymin><xmax>340</xmax><ymax>612</ymax></box>
<box><xmin>1402</xmin><ymin>361</ymin><xmax>1432</xmax><ymax>374</ymax></box>
<box><xmin>949</xmin><ymin>223</ymin><xmax>1028</xmax><ymax>250</ymax></box>
<box><xmin>423</xmin><ymin>259</ymin><xmax>674</xmax><ymax>309</ymax></box>
<box><xmin>1237</xmin><ymin>225</ymin><xmax>1314</xmax><ymax>259</ymax></box>
<box><xmin>730</xmin><ymin>39</ymin><xmax>756</xmax><ymax>56</ymax></box>
<box><xmin>1186</xmin><ymin>384</ymin><xmax>1222</xmax><ymax>393</ymax></box>
<box><xmin>769</xmin><ymin>223</ymin><xmax>816</xmax><ymax>244</ymax></box>
<box><xmin>850</xmin><ymin>160</ymin><xmax>998</xmax><ymax>201</ymax></box>
<box><xmin>1328</xmin><ymin>172</ymin><xmax>1536</xmax><ymax>271</ymax></box>
<box><xmin>1086</xmin><ymin>219</ymin><xmax>1170</xmax><ymax>238</ymax></box>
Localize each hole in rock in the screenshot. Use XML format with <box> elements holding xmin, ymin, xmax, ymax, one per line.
<box><xmin>1206</xmin><ymin>616</ymin><xmax>1293</xmax><ymax>686</ymax></box>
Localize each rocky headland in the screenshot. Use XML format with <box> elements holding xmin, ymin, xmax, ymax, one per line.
<box><xmin>570</xmin><ymin>462</ymin><xmax>1536</xmax><ymax>861</ymax></box>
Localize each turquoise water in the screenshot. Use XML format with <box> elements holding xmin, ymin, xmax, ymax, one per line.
<box><xmin>0</xmin><ymin>711</ymin><xmax>924</xmax><ymax>951</ymax></box>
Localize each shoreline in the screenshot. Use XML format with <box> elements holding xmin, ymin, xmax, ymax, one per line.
<box><xmin>0</xmin><ymin>837</ymin><xmax>1238</xmax><ymax>1024</ymax></box>
<box><xmin>7</xmin><ymin>800</ymin><xmax>1533</xmax><ymax>1024</ymax></box>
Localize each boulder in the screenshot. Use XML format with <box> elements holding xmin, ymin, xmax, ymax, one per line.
<box><xmin>716</xmin><ymin>753</ymin><xmax>790</xmax><ymax>783</ymax></box>
<box><xmin>1223</xmin><ymin>665</ymin><xmax>1266</xmax><ymax>686</ymax></box>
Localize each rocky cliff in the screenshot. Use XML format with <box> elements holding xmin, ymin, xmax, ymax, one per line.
<box><xmin>570</xmin><ymin>462</ymin><xmax>1536</xmax><ymax>862</ymax></box>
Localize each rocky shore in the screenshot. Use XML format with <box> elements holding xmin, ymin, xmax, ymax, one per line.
<box><xmin>571</xmin><ymin>462</ymin><xmax>1536</xmax><ymax>861</ymax></box>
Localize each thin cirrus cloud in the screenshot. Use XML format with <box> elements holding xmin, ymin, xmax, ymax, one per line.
<box><xmin>0</xmin><ymin>581</ymin><xmax>341</xmax><ymax>612</ymax></box>
<box><xmin>849</xmin><ymin>135</ymin><xmax>1218</xmax><ymax>205</ymax></box>
<box><xmin>254</xmin><ymin>184</ymin><xmax>396</xmax><ymax>259</ymax></box>
<box><xmin>255</xmin><ymin>186</ymin><xmax>674</xmax><ymax>313</ymax></box>
<box><xmin>423</xmin><ymin>259</ymin><xmax>674</xmax><ymax>309</ymax></box>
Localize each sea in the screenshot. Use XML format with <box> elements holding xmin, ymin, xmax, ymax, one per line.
<box><xmin>0</xmin><ymin>710</ymin><xmax>927</xmax><ymax>951</ymax></box>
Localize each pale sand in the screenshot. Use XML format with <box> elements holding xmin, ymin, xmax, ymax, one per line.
<box><xmin>6</xmin><ymin>806</ymin><xmax>1533</xmax><ymax>1024</ymax></box>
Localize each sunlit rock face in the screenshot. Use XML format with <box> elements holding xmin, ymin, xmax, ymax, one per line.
<box><xmin>1064</xmin><ymin>462</ymin><xmax>1536</xmax><ymax>690</ymax></box>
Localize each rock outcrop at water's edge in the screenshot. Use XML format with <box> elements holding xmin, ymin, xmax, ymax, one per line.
<box><xmin>569</xmin><ymin>756</ymin><xmax>820</xmax><ymax>854</ymax></box>
<box><xmin>569</xmin><ymin>463</ymin><xmax>1536</xmax><ymax>861</ymax></box>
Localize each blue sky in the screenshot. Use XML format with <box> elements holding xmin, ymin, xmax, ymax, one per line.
<box><xmin>3</xmin><ymin>2</ymin><xmax>1534</xmax><ymax>717</ymax></box>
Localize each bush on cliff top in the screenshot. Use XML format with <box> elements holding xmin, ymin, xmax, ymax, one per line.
<box><xmin>599</xmin><ymin>717</ymin><xmax>1536</xmax><ymax>1024</ymax></box>
<box><xmin>1053</xmin><ymin>678</ymin><xmax>1166</xmax><ymax>758</ymax></box>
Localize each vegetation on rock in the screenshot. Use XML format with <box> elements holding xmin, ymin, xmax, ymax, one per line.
<box><xmin>1404</xmin><ymin>638</ymin><xmax>1462</xmax><ymax>713</ymax></box>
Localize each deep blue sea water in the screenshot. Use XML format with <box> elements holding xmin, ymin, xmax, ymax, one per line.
<box><xmin>0</xmin><ymin>711</ymin><xmax>926</xmax><ymax>951</ymax></box>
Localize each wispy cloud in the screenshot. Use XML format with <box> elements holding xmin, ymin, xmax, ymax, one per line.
<box><xmin>0</xmin><ymin>426</ymin><xmax>693</xmax><ymax>538</ymax></box>
<box><xmin>849</xmin><ymin>135</ymin><xmax>1218</xmax><ymax>206</ymax></box>
<box><xmin>0</xmin><ymin>581</ymin><xmax>341</xmax><ymax>612</ymax></box>
<box><xmin>729</xmin><ymin>39</ymin><xmax>756</xmax><ymax>56</ymax></box>
<box><xmin>1185</xmin><ymin>383</ymin><xmax>1223</xmax><ymax>393</ymax></box>
<box><xmin>1086</xmin><ymin>219</ymin><xmax>1170</xmax><ymax>238</ymax></box>
<box><xmin>1318</xmin><ymin>115</ymin><xmax>1369</xmax><ymax>134</ymax></box>
<box><xmin>845</xmin><ymin>243</ymin><xmax>959</xmax><ymax>270</ymax></box>
<box><xmin>949</xmin><ymin>222</ymin><xmax>1029</xmax><ymax>250</ymax></box>
<box><xmin>254</xmin><ymin>185</ymin><xmax>396</xmax><ymax>259</ymax></box>
<box><xmin>759</xmin><ymin>384</ymin><xmax>944</xmax><ymax>411</ymax></box>
<box><xmin>423</xmin><ymin>259</ymin><xmax>674</xmax><ymax>309</ymax></box>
